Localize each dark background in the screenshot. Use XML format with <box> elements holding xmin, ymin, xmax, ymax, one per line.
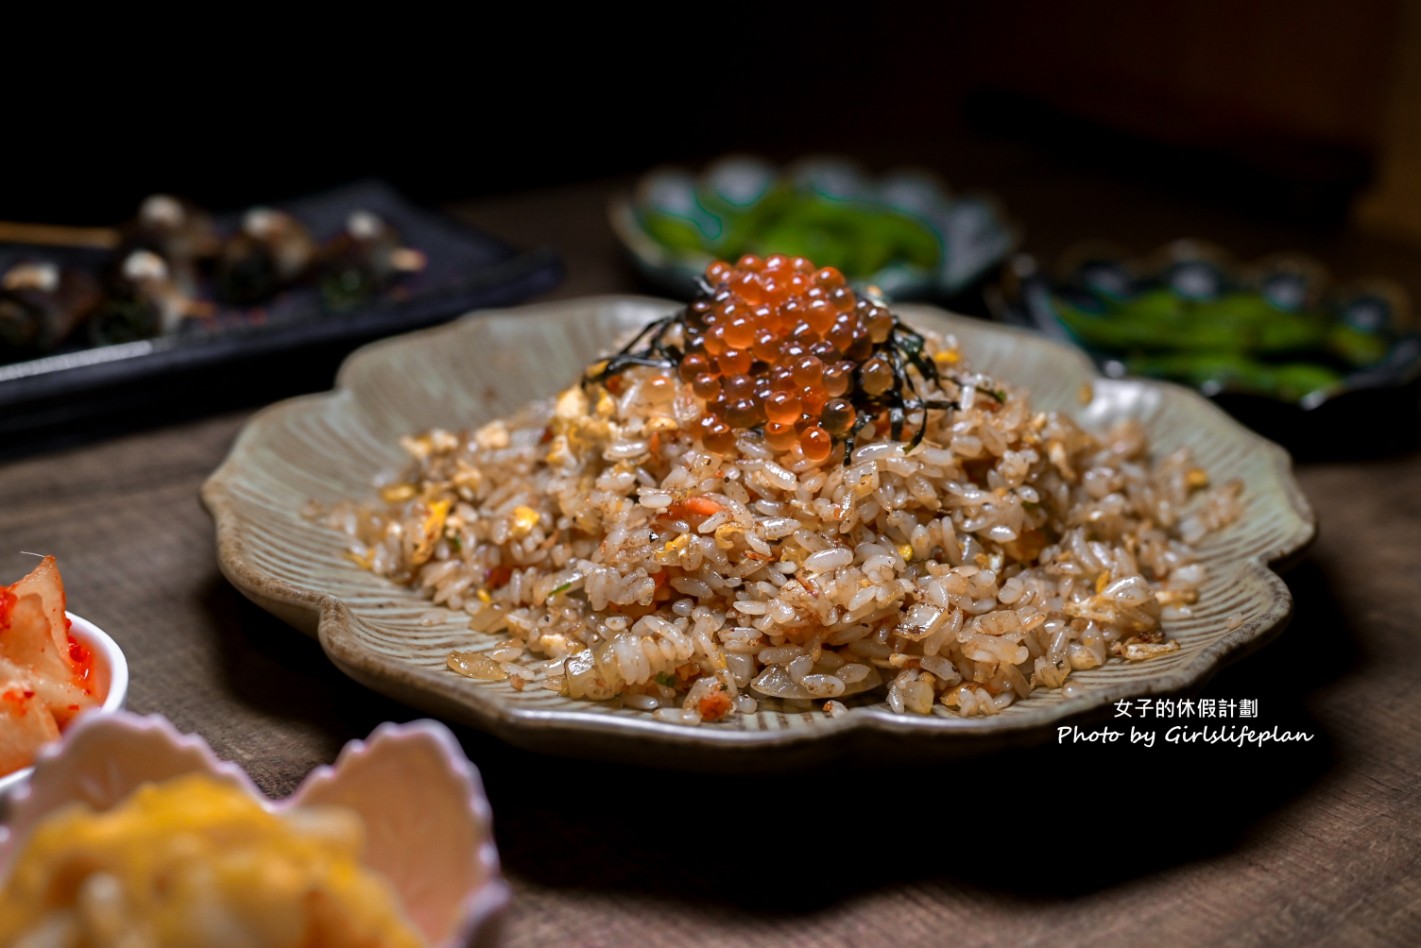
<box><xmin>9</xmin><ymin>2</ymin><xmax>1413</xmax><ymax>237</ymax></box>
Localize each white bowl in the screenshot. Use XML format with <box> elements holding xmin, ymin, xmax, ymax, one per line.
<box><xmin>0</xmin><ymin>612</ymin><xmax>128</xmax><ymax>801</ymax></box>
<box><xmin>0</xmin><ymin>711</ymin><xmax>507</xmax><ymax>947</ymax></box>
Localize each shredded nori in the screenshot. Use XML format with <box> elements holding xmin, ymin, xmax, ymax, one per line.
<box><xmin>583</xmin><ymin>290</ymin><xmax>983</xmax><ymax>463</ymax></box>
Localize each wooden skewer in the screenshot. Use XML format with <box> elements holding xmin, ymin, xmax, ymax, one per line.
<box><xmin>0</xmin><ymin>221</ymin><xmax>121</xmax><ymax>250</ymax></box>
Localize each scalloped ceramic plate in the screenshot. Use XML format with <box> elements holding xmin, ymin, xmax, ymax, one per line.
<box><xmin>0</xmin><ymin>712</ymin><xmax>506</xmax><ymax>947</ymax></box>
<box><xmin>202</xmin><ymin>296</ymin><xmax>1315</xmax><ymax>769</ymax></box>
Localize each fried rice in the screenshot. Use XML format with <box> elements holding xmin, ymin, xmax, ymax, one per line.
<box><xmin>314</xmin><ymin>266</ymin><xmax>1243</xmax><ymax>725</ymax></box>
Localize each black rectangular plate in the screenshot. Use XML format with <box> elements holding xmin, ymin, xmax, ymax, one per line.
<box><xmin>0</xmin><ymin>179</ymin><xmax>562</xmax><ymax>449</ymax></box>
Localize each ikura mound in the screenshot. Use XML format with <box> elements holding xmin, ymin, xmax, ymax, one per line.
<box><xmin>315</xmin><ymin>255</ymin><xmax>1245</xmax><ymax>723</ymax></box>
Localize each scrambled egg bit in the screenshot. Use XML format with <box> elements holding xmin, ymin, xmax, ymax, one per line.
<box><xmin>0</xmin><ymin>774</ymin><xmax>425</xmax><ymax>947</ymax></box>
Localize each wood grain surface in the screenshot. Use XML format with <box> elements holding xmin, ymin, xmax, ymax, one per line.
<box><xmin>2</xmin><ymin>168</ymin><xmax>1418</xmax><ymax>947</ymax></box>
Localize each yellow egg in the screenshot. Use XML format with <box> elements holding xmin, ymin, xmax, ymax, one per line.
<box><xmin>0</xmin><ymin>774</ymin><xmax>425</xmax><ymax>947</ymax></box>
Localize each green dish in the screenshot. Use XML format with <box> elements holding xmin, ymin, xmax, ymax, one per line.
<box><xmin>612</xmin><ymin>155</ymin><xmax>1018</xmax><ymax>301</ymax></box>
<box><xmin>999</xmin><ymin>241</ymin><xmax>1421</xmax><ymax>455</ymax></box>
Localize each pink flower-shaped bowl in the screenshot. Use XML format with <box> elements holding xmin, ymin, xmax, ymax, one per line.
<box><xmin>0</xmin><ymin>711</ymin><xmax>508</xmax><ymax>947</ymax></box>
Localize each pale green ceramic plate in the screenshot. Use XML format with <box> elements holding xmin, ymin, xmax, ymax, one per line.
<box><xmin>202</xmin><ymin>296</ymin><xmax>1315</xmax><ymax>769</ymax></box>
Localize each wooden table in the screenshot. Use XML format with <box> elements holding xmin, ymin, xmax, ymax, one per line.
<box><xmin>3</xmin><ymin>165</ymin><xmax>1419</xmax><ymax>946</ymax></box>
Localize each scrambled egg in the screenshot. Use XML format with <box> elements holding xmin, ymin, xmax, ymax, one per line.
<box><xmin>0</xmin><ymin>774</ymin><xmax>425</xmax><ymax>947</ymax></box>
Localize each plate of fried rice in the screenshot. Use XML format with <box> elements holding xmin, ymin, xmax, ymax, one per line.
<box><xmin>203</xmin><ymin>258</ymin><xmax>1314</xmax><ymax>767</ymax></box>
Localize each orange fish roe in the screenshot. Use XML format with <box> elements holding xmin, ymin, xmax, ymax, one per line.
<box><xmin>588</xmin><ymin>254</ymin><xmax>962</xmax><ymax>462</ymax></box>
<box><xmin>682</xmin><ymin>255</ymin><xmax>892</xmax><ymax>461</ymax></box>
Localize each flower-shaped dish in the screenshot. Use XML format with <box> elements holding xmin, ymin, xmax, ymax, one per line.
<box><xmin>996</xmin><ymin>240</ymin><xmax>1421</xmax><ymax>458</ymax></box>
<box><xmin>611</xmin><ymin>154</ymin><xmax>1018</xmax><ymax>305</ymax></box>
<box><xmin>201</xmin><ymin>296</ymin><xmax>1314</xmax><ymax>769</ymax></box>
<box><xmin>0</xmin><ymin>612</ymin><xmax>128</xmax><ymax>802</ymax></box>
<box><xmin>0</xmin><ymin>711</ymin><xmax>507</xmax><ymax>947</ymax></box>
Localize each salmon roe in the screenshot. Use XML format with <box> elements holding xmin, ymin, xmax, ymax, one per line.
<box><xmin>586</xmin><ymin>254</ymin><xmax>953</xmax><ymax>461</ymax></box>
<box><xmin>684</xmin><ymin>255</ymin><xmax>902</xmax><ymax>457</ymax></box>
